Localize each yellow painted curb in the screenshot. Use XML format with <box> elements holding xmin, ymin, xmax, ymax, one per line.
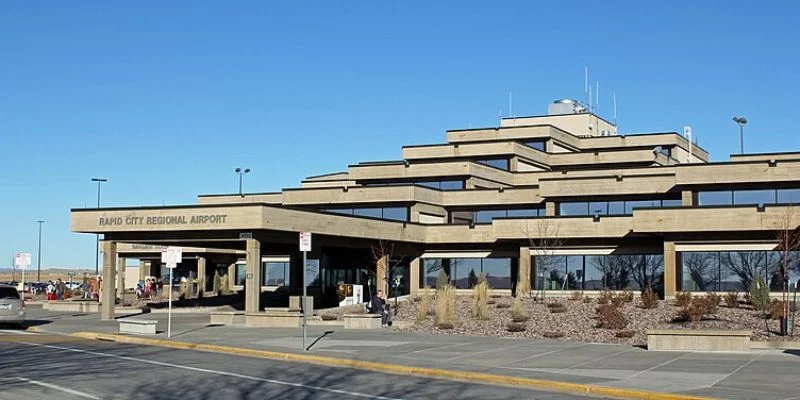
<box><xmin>71</xmin><ymin>331</ymin><xmax>716</xmax><ymax>400</ymax></box>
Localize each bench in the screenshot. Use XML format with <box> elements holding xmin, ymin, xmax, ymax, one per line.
<box><xmin>344</xmin><ymin>313</ymin><xmax>381</xmax><ymax>329</ymax></box>
<box><xmin>209</xmin><ymin>311</ymin><xmax>245</xmax><ymax>325</ymax></box>
<box><xmin>119</xmin><ymin>319</ymin><xmax>157</xmax><ymax>335</ymax></box>
<box><xmin>647</xmin><ymin>329</ymin><xmax>751</xmax><ymax>352</ymax></box>
<box><xmin>246</xmin><ymin>311</ymin><xmax>302</xmax><ymax>328</ymax></box>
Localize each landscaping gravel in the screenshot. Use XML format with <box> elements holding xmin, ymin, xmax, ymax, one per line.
<box><xmin>393</xmin><ymin>294</ymin><xmax>800</xmax><ymax>346</ymax></box>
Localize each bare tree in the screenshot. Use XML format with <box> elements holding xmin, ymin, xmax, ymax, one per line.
<box><xmin>9</xmin><ymin>253</ymin><xmax>19</xmax><ymax>283</ymax></box>
<box><xmin>369</xmin><ymin>240</ymin><xmax>403</xmax><ymax>299</ymax></box>
<box><xmin>721</xmin><ymin>251</ymin><xmax>769</xmax><ymax>292</ymax></box>
<box><xmin>775</xmin><ymin>206</ymin><xmax>800</xmax><ymax>325</ymax></box>
<box><xmin>523</xmin><ymin>219</ymin><xmax>565</xmax><ymax>299</ymax></box>
<box><xmin>589</xmin><ymin>255</ymin><xmax>630</xmax><ymax>290</ymax></box>
<box><xmin>682</xmin><ymin>252</ymin><xmax>719</xmax><ymax>291</ymax></box>
<box><xmin>627</xmin><ymin>254</ymin><xmax>665</xmax><ymax>292</ymax></box>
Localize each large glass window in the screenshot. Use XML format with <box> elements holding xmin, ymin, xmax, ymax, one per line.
<box><xmin>778</xmin><ymin>189</ymin><xmax>800</xmax><ymax>204</ymax></box>
<box><xmin>305</xmin><ymin>259</ymin><xmax>321</xmax><ymax>287</ymax></box>
<box><xmin>506</xmin><ymin>208</ymin><xmax>543</xmax><ymax>218</ymax></box>
<box><xmin>235</xmin><ymin>263</ymin><xmax>246</xmax><ymax>286</ymax></box>
<box><xmin>734</xmin><ymin>189</ymin><xmax>776</xmax><ymax>205</ymax></box>
<box><xmin>524</xmin><ymin>141</ymin><xmax>546</xmax><ymax>151</ymax></box>
<box><xmin>559</xmin><ymin>199</ymin><xmax>679</xmax><ymax>216</ymax></box>
<box><xmin>535</xmin><ymin>254</ymin><xmax>663</xmax><ymax>291</ymax></box>
<box><xmin>476</xmin><ymin>159</ymin><xmax>510</xmax><ymax>170</ymax></box>
<box><xmin>323</xmin><ymin>207</ymin><xmax>409</xmax><ymax>222</ymax></box>
<box><xmin>420</xmin><ymin>258</ymin><xmax>512</xmax><ymax>289</ymax></box>
<box><xmin>264</xmin><ymin>262</ymin><xmax>289</xmax><ymax>286</ymax></box>
<box><xmin>680</xmin><ymin>250</ymin><xmax>797</xmax><ymax>292</ymax></box>
<box><xmin>439</xmin><ymin>180</ymin><xmax>465</xmax><ymax>190</ymax></box>
<box><xmin>475</xmin><ymin>210</ymin><xmax>507</xmax><ymax>223</ymax></box>
<box><xmin>698</xmin><ymin>191</ymin><xmax>733</xmax><ymax>206</ymax></box>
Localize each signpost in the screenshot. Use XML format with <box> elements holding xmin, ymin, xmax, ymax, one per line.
<box><xmin>161</xmin><ymin>246</ymin><xmax>182</xmax><ymax>338</ymax></box>
<box><xmin>299</xmin><ymin>232</ymin><xmax>311</xmax><ymax>351</ymax></box>
<box><xmin>15</xmin><ymin>252</ymin><xmax>31</xmax><ymax>293</ymax></box>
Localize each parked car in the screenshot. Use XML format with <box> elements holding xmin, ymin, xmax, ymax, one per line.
<box><xmin>0</xmin><ymin>285</ymin><xmax>25</xmax><ymax>328</ymax></box>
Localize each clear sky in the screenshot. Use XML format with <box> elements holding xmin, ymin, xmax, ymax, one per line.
<box><xmin>1</xmin><ymin>1</ymin><xmax>798</xmax><ymax>269</ymax></box>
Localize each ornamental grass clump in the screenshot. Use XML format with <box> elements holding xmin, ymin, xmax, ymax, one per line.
<box><xmin>510</xmin><ymin>296</ymin><xmax>530</xmax><ymax>323</ymax></box>
<box><xmin>435</xmin><ymin>279</ymin><xmax>456</xmax><ymax>329</ymax></box>
<box><xmin>724</xmin><ymin>292</ymin><xmax>739</xmax><ymax>308</ymax></box>
<box><xmin>639</xmin><ymin>286</ymin><xmax>659</xmax><ymax>309</ymax></box>
<box><xmin>472</xmin><ymin>275</ymin><xmax>491</xmax><ymax>321</ymax></box>
<box><xmin>416</xmin><ymin>286</ymin><xmax>431</xmax><ymax>321</ymax></box>
<box><xmin>675</xmin><ymin>292</ymin><xmax>692</xmax><ymax>307</ymax></box>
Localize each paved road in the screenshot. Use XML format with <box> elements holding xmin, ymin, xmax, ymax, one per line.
<box><xmin>0</xmin><ymin>331</ymin><xmax>594</xmax><ymax>400</ymax></box>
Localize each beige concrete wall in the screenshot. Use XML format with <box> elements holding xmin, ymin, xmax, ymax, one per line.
<box><xmin>633</xmin><ymin>205</ymin><xmax>800</xmax><ymax>233</ymax></box>
<box><xmin>676</xmin><ymin>160</ymin><xmax>800</xmax><ymax>185</ymax></box>
<box><xmin>197</xmin><ymin>193</ymin><xmax>283</xmax><ymax>205</ymax></box>
<box><xmin>730</xmin><ymin>153</ymin><xmax>800</xmax><ymax>163</ymax></box>
<box><xmin>538</xmin><ymin>173</ymin><xmax>676</xmax><ymax>197</ymax></box>
<box><xmin>441</xmin><ymin>187</ymin><xmax>543</xmax><ymax>207</ymax></box>
<box><xmin>500</xmin><ymin>114</ymin><xmax>615</xmax><ymax>137</ymax></box>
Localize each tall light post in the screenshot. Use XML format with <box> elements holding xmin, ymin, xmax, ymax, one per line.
<box><xmin>91</xmin><ymin>178</ymin><xmax>108</xmax><ymax>275</ymax></box>
<box><xmin>733</xmin><ymin>116</ymin><xmax>747</xmax><ymax>155</ymax></box>
<box><xmin>36</xmin><ymin>220</ymin><xmax>44</xmax><ymax>282</ymax></box>
<box><xmin>235</xmin><ymin>168</ymin><xmax>251</xmax><ymax>197</ymax></box>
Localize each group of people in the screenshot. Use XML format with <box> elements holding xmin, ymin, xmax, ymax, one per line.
<box><xmin>45</xmin><ymin>279</ymin><xmax>66</xmax><ymax>301</ymax></box>
<box><xmin>135</xmin><ymin>278</ymin><xmax>160</xmax><ymax>300</ymax></box>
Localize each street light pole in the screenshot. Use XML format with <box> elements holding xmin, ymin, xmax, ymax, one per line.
<box><xmin>36</xmin><ymin>220</ymin><xmax>44</xmax><ymax>282</ymax></box>
<box><xmin>91</xmin><ymin>178</ymin><xmax>108</xmax><ymax>275</ymax></box>
<box><xmin>235</xmin><ymin>168</ymin><xmax>251</xmax><ymax>197</ymax></box>
<box><xmin>733</xmin><ymin>116</ymin><xmax>748</xmax><ymax>155</ymax></box>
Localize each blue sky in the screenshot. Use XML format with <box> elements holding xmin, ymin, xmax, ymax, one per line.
<box><xmin>1</xmin><ymin>1</ymin><xmax>798</xmax><ymax>268</ymax></box>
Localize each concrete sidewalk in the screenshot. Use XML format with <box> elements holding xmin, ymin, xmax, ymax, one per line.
<box><xmin>21</xmin><ymin>307</ymin><xmax>800</xmax><ymax>400</ymax></box>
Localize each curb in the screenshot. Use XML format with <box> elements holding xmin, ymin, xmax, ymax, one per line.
<box><xmin>69</xmin><ymin>331</ymin><xmax>715</xmax><ymax>400</ymax></box>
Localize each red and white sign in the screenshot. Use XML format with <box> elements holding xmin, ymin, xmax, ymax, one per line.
<box><xmin>299</xmin><ymin>232</ymin><xmax>312</xmax><ymax>252</ymax></box>
<box><xmin>161</xmin><ymin>246</ymin><xmax>183</xmax><ymax>268</ymax></box>
<box><xmin>15</xmin><ymin>252</ymin><xmax>31</xmax><ymax>269</ymax></box>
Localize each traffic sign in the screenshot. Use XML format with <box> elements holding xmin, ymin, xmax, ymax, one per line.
<box><xmin>15</xmin><ymin>252</ymin><xmax>31</xmax><ymax>269</ymax></box>
<box><xmin>161</xmin><ymin>246</ymin><xmax>182</xmax><ymax>266</ymax></box>
<box><xmin>299</xmin><ymin>232</ymin><xmax>312</xmax><ymax>252</ymax></box>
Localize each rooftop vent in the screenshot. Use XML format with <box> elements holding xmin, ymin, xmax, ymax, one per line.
<box><xmin>548</xmin><ymin>99</ymin><xmax>586</xmax><ymax>116</ymax></box>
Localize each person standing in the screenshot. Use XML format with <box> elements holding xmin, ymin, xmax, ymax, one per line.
<box><xmin>55</xmin><ymin>279</ymin><xmax>65</xmax><ymax>300</ymax></box>
<box><xmin>82</xmin><ymin>273</ymin><xmax>90</xmax><ymax>299</ymax></box>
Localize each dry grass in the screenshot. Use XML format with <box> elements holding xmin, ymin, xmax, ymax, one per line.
<box><xmin>597</xmin><ymin>290</ymin><xmax>613</xmax><ymax>305</ymax></box>
<box><xmin>417</xmin><ymin>286</ymin><xmax>431</xmax><ymax>322</ymax></box>
<box><xmin>510</xmin><ymin>296</ymin><xmax>530</xmax><ymax>322</ymax></box>
<box><xmin>435</xmin><ymin>282</ymin><xmax>456</xmax><ymax>328</ymax></box>
<box><xmin>472</xmin><ymin>277</ymin><xmax>490</xmax><ymax>320</ymax></box>
<box><xmin>506</xmin><ymin>322</ymin><xmax>526</xmax><ymax>332</ymax></box>
<box><xmin>724</xmin><ymin>292</ymin><xmax>739</xmax><ymax>308</ymax></box>
<box><xmin>640</xmin><ymin>286</ymin><xmax>659</xmax><ymax>309</ymax></box>
<box><xmin>675</xmin><ymin>292</ymin><xmax>692</xmax><ymax>307</ymax></box>
<box><xmin>569</xmin><ymin>291</ymin><xmax>582</xmax><ymax>301</ymax></box>
<box><xmin>596</xmin><ymin>303</ymin><xmax>627</xmax><ymax>330</ymax></box>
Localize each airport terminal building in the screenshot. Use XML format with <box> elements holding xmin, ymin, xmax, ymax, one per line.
<box><xmin>70</xmin><ymin>100</ymin><xmax>800</xmax><ymax>319</ymax></box>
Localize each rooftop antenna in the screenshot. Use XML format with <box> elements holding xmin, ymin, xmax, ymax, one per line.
<box><xmin>613</xmin><ymin>92</ymin><xmax>618</xmax><ymax>132</ymax></box>
<box><xmin>596</xmin><ymin>81</ymin><xmax>600</xmax><ymax>115</ymax></box>
<box><xmin>584</xmin><ymin>67</ymin><xmax>589</xmax><ymax>108</ymax></box>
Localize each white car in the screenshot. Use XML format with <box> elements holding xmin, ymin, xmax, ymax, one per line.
<box><xmin>0</xmin><ymin>285</ymin><xmax>25</xmax><ymax>328</ymax></box>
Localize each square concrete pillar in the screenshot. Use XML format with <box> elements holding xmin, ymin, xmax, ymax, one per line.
<box><xmin>117</xmin><ymin>258</ymin><xmax>126</xmax><ymax>299</ymax></box>
<box><xmin>139</xmin><ymin>260</ymin><xmax>151</xmax><ymax>280</ymax></box>
<box><xmin>409</xmin><ymin>257</ymin><xmax>420</xmax><ymax>295</ymax></box>
<box><xmin>245</xmin><ymin>239</ymin><xmax>262</xmax><ymax>313</ymax></box>
<box><xmin>545</xmin><ymin>202</ymin><xmax>556</xmax><ymax>216</ymax></box>
<box><xmin>227</xmin><ymin>263</ymin><xmax>236</xmax><ymax>291</ymax></box>
<box><xmin>518</xmin><ymin>246</ymin><xmax>531</xmax><ymax>296</ymax></box>
<box><xmin>664</xmin><ymin>241</ymin><xmax>677</xmax><ymax>298</ymax></box>
<box><xmin>101</xmin><ymin>241</ymin><xmax>117</xmax><ymax>320</ymax></box>
<box><xmin>196</xmin><ymin>257</ymin><xmax>206</xmax><ymax>296</ymax></box>
<box><xmin>681</xmin><ymin>190</ymin><xmax>694</xmax><ymax>206</ymax></box>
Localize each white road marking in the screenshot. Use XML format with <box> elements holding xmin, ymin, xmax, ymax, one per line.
<box><xmin>21</xmin><ymin>342</ymin><xmax>404</xmax><ymax>400</ymax></box>
<box><xmin>493</xmin><ymin>343</ymin><xmax>589</xmax><ymax>368</ymax></box>
<box><xmin>406</xmin><ymin>341</ymin><xmax>474</xmax><ymax>354</ymax></box>
<box><xmin>708</xmin><ymin>352</ymin><xmax>765</xmax><ymax>387</ymax></box>
<box><xmin>622</xmin><ymin>352</ymin><xmax>693</xmax><ymax>380</ymax></box>
<box><xmin>15</xmin><ymin>377</ymin><xmax>101</xmax><ymax>399</ymax></box>
<box><xmin>558</xmin><ymin>348</ymin><xmax>636</xmax><ymax>371</ymax></box>
<box><xmin>0</xmin><ymin>329</ymin><xmax>34</xmax><ymax>335</ymax></box>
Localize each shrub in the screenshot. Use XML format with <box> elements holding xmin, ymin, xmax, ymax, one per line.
<box><xmin>569</xmin><ymin>291</ymin><xmax>582</xmax><ymax>301</ymax></box>
<box><xmin>435</xmin><ymin>281</ymin><xmax>456</xmax><ymax>327</ymax></box>
<box><xmin>598</xmin><ymin>290</ymin><xmax>613</xmax><ymax>305</ymax></box>
<box><xmin>472</xmin><ymin>277</ymin><xmax>491</xmax><ymax>320</ymax></box>
<box><xmin>549</xmin><ymin>305</ymin><xmax>567</xmax><ymax>314</ymax></box>
<box><xmin>749</xmin><ymin>276</ymin><xmax>770</xmax><ymax>312</ymax></box>
<box><xmin>510</xmin><ymin>296</ymin><xmax>530</xmax><ymax>322</ymax></box>
<box><xmin>619</xmin><ymin>291</ymin><xmax>634</xmax><ymax>303</ymax></box>
<box><xmin>506</xmin><ymin>322</ymin><xmax>526</xmax><ymax>332</ymax></box>
<box><xmin>582</xmin><ymin>296</ymin><xmax>592</xmax><ymax>304</ymax></box>
<box><xmin>611</xmin><ymin>295</ymin><xmax>625</xmax><ymax>307</ymax></box>
<box><xmin>615</xmin><ymin>330</ymin><xmax>636</xmax><ymax>338</ymax></box>
<box><xmin>495</xmin><ymin>302</ymin><xmax>511</xmax><ymax>309</ymax></box>
<box><xmin>640</xmin><ymin>286</ymin><xmax>659</xmax><ymax>309</ymax></box>
<box><xmin>703</xmin><ymin>293</ymin><xmax>720</xmax><ymax>315</ymax></box>
<box><xmin>416</xmin><ymin>287</ymin><xmax>430</xmax><ymax>321</ymax></box>
<box><xmin>596</xmin><ymin>304</ymin><xmax>627</xmax><ymax>330</ymax></box>
<box><xmin>543</xmin><ymin>331</ymin><xmax>564</xmax><ymax>338</ymax></box>
<box><xmin>546</xmin><ymin>302</ymin><xmax>564</xmax><ymax>308</ymax></box>
<box><xmin>724</xmin><ymin>292</ymin><xmax>739</xmax><ymax>308</ymax></box>
<box><xmin>320</xmin><ymin>314</ymin><xmax>337</xmax><ymax>321</ymax></box>
<box><xmin>675</xmin><ymin>292</ymin><xmax>692</xmax><ymax>307</ymax></box>
<box><xmin>767</xmin><ymin>299</ymin><xmax>786</xmax><ymax>320</ymax></box>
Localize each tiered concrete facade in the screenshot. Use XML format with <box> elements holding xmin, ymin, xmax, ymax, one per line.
<box><xmin>71</xmin><ymin>108</ymin><xmax>800</xmax><ymax>319</ymax></box>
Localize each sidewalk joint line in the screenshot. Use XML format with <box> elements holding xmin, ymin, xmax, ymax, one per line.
<box><xmin>622</xmin><ymin>352</ymin><xmax>693</xmax><ymax>380</ymax></box>
<box><xmin>708</xmin><ymin>352</ymin><xmax>765</xmax><ymax>388</ymax></box>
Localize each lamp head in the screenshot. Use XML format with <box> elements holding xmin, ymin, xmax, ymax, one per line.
<box><xmin>235</xmin><ymin>168</ymin><xmax>241</xmax><ymax>173</ymax></box>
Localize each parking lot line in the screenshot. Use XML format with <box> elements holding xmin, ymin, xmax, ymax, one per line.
<box><xmin>15</xmin><ymin>377</ymin><xmax>101</xmax><ymax>399</ymax></box>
